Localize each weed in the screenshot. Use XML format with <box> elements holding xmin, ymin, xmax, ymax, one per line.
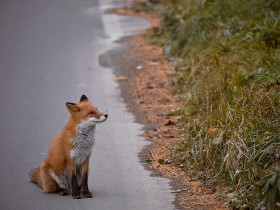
<box><xmin>146</xmin><ymin>0</ymin><xmax>280</xmax><ymax>207</ymax></box>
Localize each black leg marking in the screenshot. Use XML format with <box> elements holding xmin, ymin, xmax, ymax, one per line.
<box><xmin>58</xmin><ymin>188</ymin><xmax>68</xmax><ymax>196</ymax></box>
<box><xmin>81</xmin><ymin>172</ymin><xmax>93</xmax><ymax>198</ymax></box>
<box><xmin>71</xmin><ymin>173</ymin><xmax>81</xmax><ymax>199</ymax></box>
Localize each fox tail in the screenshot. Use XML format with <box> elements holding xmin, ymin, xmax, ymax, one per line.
<box><xmin>29</xmin><ymin>167</ymin><xmax>42</xmax><ymax>188</ymax></box>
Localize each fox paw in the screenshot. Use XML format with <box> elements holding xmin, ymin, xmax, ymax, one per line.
<box><xmin>82</xmin><ymin>192</ymin><xmax>93</xmax><ymax>198</ymax></box>
<box><xmin>58</xmin><ymin>188</ymin><xmax>68</xmax><ymax>196</ymax></box>
<box><xmin>72</xmin><ymin>193</ymin><xmax>82</xmax><ymax>199</ymax></box>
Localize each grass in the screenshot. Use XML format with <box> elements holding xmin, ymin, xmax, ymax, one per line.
<box><xmin>142</xmin><ymin>0</ymin><xmax>280</xmax><ymax>208</ymax></box>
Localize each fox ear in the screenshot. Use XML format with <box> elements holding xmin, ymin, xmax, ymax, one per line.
<box><xmin>66</xmin><ymin>102</ymin><xmax>80</xmax><ymax>113</ymax></box>
<box><xmin>80</xmin><ymin>95</ymin><xmax>88</xmax><ymax>102</ymax></box>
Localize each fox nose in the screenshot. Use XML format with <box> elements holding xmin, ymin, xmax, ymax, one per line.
<box><xmin>104</xmin><ymin>114</ymin><xmax>108</xmax><ymax>118</ymax></box>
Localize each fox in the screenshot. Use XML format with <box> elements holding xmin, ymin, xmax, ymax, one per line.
<box><xmin>29</xmin><ymin>95</ymin><xmax>108</xmax><ymax>199</ymax></box>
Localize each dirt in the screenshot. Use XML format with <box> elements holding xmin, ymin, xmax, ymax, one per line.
<box><xmin>107</xmin><ymin>5</ymin><xmax>228</xmax><ymax>210</ymax></box>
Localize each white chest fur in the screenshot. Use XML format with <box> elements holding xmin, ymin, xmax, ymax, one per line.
<box><xmin>70</xmin><ymin>120</ymin><xmax>96</xmax><ymax>165</ymax></box>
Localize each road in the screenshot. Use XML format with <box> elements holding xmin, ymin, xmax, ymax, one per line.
<box><xmin>0</xmin><ymin>0</ymin><xmax>177</xmax><ymax>209</ymax></box>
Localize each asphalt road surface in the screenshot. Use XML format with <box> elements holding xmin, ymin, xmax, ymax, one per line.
<box><xmin>0</xmin><ymin>0</ymin><xmax>177</xmax><ymax>209</ymax></box>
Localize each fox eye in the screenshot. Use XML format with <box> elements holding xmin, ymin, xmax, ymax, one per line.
<box><xmin>89</xmin><ymin>111</ymin><xmax>95</xmax><ymax>115</ymax></box>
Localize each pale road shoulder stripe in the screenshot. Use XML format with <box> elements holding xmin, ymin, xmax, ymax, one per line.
<box><xmin>97</xmin><ymin>0</ymin><xmax>152</xmax><ymax>209</ymax></box>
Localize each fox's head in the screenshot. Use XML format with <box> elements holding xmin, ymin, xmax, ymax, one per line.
<box><xmin>65</xmin><ymin>95</ymin><xmax>108</xmax><ymax>127</ymax></box>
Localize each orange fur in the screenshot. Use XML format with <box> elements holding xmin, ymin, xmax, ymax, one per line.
<box><xmin>29</xmin><ymin>95</ymin><xmax>107</xmax><ymax>198</ymax></box>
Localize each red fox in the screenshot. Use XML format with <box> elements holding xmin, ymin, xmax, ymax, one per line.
<box><xmin>29</xmin><ymin>95</ymin><xmax>108</xmax><ymax>199</ymax></box>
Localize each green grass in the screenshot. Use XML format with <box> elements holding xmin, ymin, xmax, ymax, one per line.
<box><xmin>144</xmin><ymin>0</ymin><xmax>280</xmax><ymax>208</ymax></box>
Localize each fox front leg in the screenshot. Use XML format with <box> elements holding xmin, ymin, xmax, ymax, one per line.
<box><xmin>81</xmin><ymin>171</ymin><xmax>93</xmax><ymax>198</ymax></box>
<box><xmin>71</xmin><ymin>173</ymin><xmax>81</xmax><ymax>199</ymax></box>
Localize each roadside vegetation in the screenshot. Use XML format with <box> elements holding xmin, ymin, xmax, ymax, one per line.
<box><xmin>139</xmin><ymin>0</ymin><xmax>280</xmax><ymax>209</ymax></box>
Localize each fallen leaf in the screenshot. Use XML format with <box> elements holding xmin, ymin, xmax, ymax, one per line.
<box><xmin>114</xmin><ymin>76</ymin><xmax>128</xmax><ymax>81</ymax></box>
<box><xmin>158</xmin><ymin>159</ymin><xmax>172</xmax><ymax>165</ymax></box>
<box><xmin>208</xmin><ymin>127</ymin><xmax>218</xmax><ymax>133</ymax></box>
<box><xmin>164</xmin><ymin>120</ymin><xmax>176</xmax><ymax>126</ymax></box>
<box><xmin>146</xmin><ymin>159</ymin><xmax>154</xmax><ymax>164</ymax></box>
<box><xmin>136</xmin><ymin>65</ymin><xmax>143</xmax><ymax>70</ymax></box>
<box><xmin>158</xmin><ymin>159</ymin><xmax>165</xmax><ymax>165</ymax></box>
